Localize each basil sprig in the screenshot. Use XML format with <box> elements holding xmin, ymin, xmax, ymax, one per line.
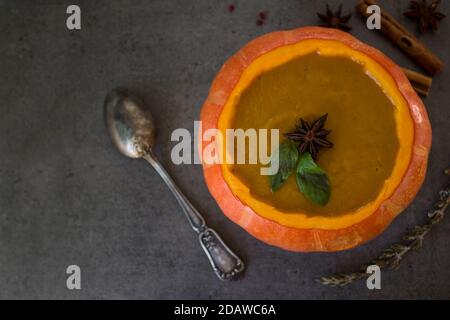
<box><xmin>296</xmin><ymin>152</ymin><xmax>330</xmax><ymax>206</ymax></box>
<box><xmin>269</xmin><ymin>140</ymin><xmax>299</xmax><ymax>192</ymax></box>
<box><xmin>269</xmin><ymin>142</ymin><xmax>331</xmax><ymax>206</ymax></box>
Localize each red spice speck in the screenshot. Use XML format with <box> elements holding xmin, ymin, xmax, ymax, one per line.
<box><xmin>259</xmin><ymin>11</ymin><xmax>268</xmax><ymax>20</ymax></box>
<box><xmin>228</xmin><ymin>4</ymin><xmax>235</xmax><ymax>13</ymax></box>
<box><xmin>256</xmin><ymin>10</ymin><xmax>268</xmax><ymax>26</ymax></box>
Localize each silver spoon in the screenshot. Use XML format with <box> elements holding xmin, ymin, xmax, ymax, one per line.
<box><xmin>104</xmin><ymin>88</ymin><xmax>244</xmax><ymax>280</ymax></box>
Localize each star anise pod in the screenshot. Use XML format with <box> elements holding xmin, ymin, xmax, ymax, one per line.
<box><xmin>317</xmin><ymin>4</ymin><xmax>352</xmax><ymax>32</ymax></box>
<box><xmin>404</xmin><ymin>0</ymin><xmax>446</xmax><ymax>34</ymax></box>
<box><xmin>284</xmin><ymin>114</ymin><xmax>333</xmax><ymax>160</ymax></box>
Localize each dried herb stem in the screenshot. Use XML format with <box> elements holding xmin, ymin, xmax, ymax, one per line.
<box><xmin>319</xmin><ymin>173</ymin><xmax>450</xmax><ymax>287</ymax></box>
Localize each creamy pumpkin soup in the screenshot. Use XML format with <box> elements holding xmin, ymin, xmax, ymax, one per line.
<box><xmin>218</xmin><ymin>40</ymin><xmax>414</xmax><ymax>222</ymax></box>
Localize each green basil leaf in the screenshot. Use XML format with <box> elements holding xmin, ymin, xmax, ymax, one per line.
<box><xmin>296</xmin><ymin>152</ymin><xmax>331</xmax><ymax>206</ymax></box>
<box><xmin>269</xmin><ymin>140</ymin><xmax>299</xmax><ymax>192</ymax></box>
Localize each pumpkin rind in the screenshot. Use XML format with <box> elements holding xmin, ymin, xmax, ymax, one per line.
<box><xmin>200</xmin><ymin>27</ymin><xmax>432</xmax><ymax>252</ymax></box>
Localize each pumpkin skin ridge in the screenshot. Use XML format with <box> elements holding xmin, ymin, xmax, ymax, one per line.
<box><xmin>199</xmin><ymin>27</ymin><xmax>431</xmax><ymax>252</ymax></box>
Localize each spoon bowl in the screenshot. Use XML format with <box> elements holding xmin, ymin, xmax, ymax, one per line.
<box><xmin>104</xmin><ymin>88</ymin><xmax>155</xmax><ymax>159</ymax></box>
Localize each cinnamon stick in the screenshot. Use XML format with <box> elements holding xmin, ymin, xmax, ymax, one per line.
<box><xmin>356</xmin><ymin>0</ymin><xmax>444</xmax><ymax>75</ymax></box>
<box><xmin>402</xmin><ymin>67</ymin><xmax>433</xmax><ymax>97</ymax></box>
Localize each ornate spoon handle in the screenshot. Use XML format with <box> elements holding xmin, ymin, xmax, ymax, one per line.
<box><xmin>143</xmin><ymin>151</ymin><xmax>244</xmax><ymax>280</ymax></box>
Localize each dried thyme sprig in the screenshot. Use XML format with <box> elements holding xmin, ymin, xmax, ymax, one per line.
<box><xmin>318</xmin><ymin>169</ymin><xmax>450</xmax><ymax>287</ymax></box>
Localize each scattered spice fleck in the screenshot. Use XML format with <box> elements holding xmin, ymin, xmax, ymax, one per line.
<box><xmin>259</xmin><ymin>11</ymin><xmax>268</xmax><ymax>20</ymax></box>
<box><xmin>256</xmin><ymin>10</ymin><xmax>268</xmax><ymax>26</ymax></box>
<box><xmin>227</xmin><ymin>4</ymin><xmax>235</xmax><ymax>13</ymax></box>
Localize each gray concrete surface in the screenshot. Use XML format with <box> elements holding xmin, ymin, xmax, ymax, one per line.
<box><xmin>0</xmin><ymin>0</ymin><xmax>449</xmax><ymax>299</ymax></box>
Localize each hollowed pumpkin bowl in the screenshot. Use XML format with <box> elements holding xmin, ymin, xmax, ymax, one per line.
<box><xmin>199</xmin><ymin>27</ymin><xmax>431</xmax><ymax>252</ymax></box>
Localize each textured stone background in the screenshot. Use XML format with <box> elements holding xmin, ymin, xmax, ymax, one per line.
<box><xmin>0</xmin><ymin>0</ymin><xmax>449</xmax><ymax>299</ymax></box>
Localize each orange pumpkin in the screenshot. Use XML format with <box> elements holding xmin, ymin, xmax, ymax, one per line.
<box><xmin>199</xmin><ymin>27</ymin><xmax>431</xmax><ymax>252</ymax></box>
